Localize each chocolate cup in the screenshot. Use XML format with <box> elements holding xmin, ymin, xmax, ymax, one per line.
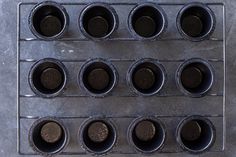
<box><xmin>176</xmin><ymin>58</ymin><xmax>214</xmax><ymax>97</ymax></box>
<box><xmin>29</xmin><ymin>1</ymin><xmax>69</xmax><ymax>40</ymax></box>
<box><xmin>79</xmin><ymin>3</ymin><xmax>118</xmax><ymax>40</ymax></box>
<box><xmin>128</xmin><ymin>3</ymin><xmax>167</xmax><ymax>40</ymax></box>
<box><xmin>29</xmin><ymin>117</ymin><xmax>69</xmax><ymax>156</ymax></box>
<box><xmin>176</xmin><ymin>116</ymin><xmax>215</xmax><ymax>153</ymax></box>
<box><xmin>177</xmin><ymin>2</ymin><xmax>216</xmax><ymax>41</ymax></box>
<box><xmin>128</xmin><ymin>117</ymin><xmax>166</xmax><ymax>154</ymax></box>
<box><xmin>29</xmin><ymin>58</ymin><xmax>67</xmax><ymax>98</ymax></box>
<box><xmin>79</xmin><ymin>118</ymin><xmax>117</xmax><ymax>155</ymax></box>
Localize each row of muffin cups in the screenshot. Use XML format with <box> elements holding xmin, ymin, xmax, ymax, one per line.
<box><xmin>28</xmin><ymin>58</ymin><xmax>214</xmax><ymax>98</ymax></box>
<box><xmin>29</xmin><ymin>1</ymin><xmax>216</xmax><ymax>41</ymax></box>
<box><xmin>29</xmin><ymin>115</ymin><xmax>216</xmax><ymax>156</ymax></box>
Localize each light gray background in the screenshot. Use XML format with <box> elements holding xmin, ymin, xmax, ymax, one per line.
<box><xmin>0</xmin><ymin>0</ymin><xmax>235</xmax><ymax>157</ymax></box>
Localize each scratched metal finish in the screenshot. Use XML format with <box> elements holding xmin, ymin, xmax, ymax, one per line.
<box><xmin>18</xmin><ymin>0</ymin><xmax>225</xmax><ymax>156</ymax></box>
<box><xmin>1</xmin><ymin>0</ymin><xmax>236</xmax><ymax>157</ymax></box>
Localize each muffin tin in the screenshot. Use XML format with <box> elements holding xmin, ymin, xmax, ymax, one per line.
<box><xmin>17</xmin><ymin>1</ymin><xmax>225</xmax><ymax>156</ymax></box>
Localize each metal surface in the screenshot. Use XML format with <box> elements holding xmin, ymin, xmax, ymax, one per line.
<box><xmin>2</xmin><ymin>0</ymin><xmax>236</xmax><ymax>157</ymax></box>
<box><xmin>17</xmin><ymin>0</ymin><xmax>225</xmax><ymax>156</ymax></box>
<box><xmin>15</xmin><ymin>2</ymin><xmax>225</xmax><ymax>155</ymax></box>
